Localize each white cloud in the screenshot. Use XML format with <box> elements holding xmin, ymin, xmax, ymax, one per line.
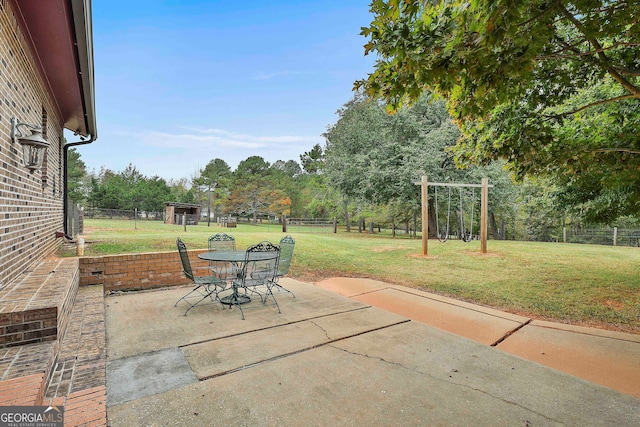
<box><xmin>182</xmin><ymin>127</ymin><xmax>320</xmax><ymax>145</ymax></box>
<box><xmin>137</xmin><ymin>128</ymin><xmax>321</xmax><ymax>152</ymax></box>
<box><xmin>97</xmin><ymin>127</ymin><xmax>324</xmax><ymax>180</ymax></box>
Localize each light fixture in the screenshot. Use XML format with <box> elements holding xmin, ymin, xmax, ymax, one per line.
<box><xmin>11</xmin><ymin>117</ymin><xmax>49</xmax><ymax>172</ymax></box>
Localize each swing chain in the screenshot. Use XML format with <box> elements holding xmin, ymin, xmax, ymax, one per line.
<box><xmin>434</xmin><ymin>186</ymin><xmax>450</xmax><ymax>243</ymax></box>
<box><xmin>461</xmin><ymin>187</ymin><xmax>475</xmax><ymax>242</ymax></box>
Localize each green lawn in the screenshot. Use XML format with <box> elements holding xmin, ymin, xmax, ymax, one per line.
<box><xmin>74</xmin><ymin>218</ymin><xmax>640</xmax><ymax>334</ymax></box>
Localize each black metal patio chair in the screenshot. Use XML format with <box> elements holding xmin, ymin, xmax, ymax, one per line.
<box><xmin>174</xmin><ymin>237</ymin><xmax>228</xmax><ymax>316</ymax></box>
<box><xmin>208</xmin><ymin>232</ymin><xmax>238</xmax><ymax>281</ymax></box>
<box><xmin>208</xmin><ymin>232</ymin><xmax>236</xmax><ymax>251</ymax></box>
<box><xmin>226</xmin><ymin>241</ymin><xmax>280</xmax><ymax>319</ymax></box>
<box><xmin>272</xmin><ymin>234</ymin><xmax>296</xmax><ymax>298</ymax></box>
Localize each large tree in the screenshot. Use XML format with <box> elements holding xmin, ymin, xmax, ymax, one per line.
<box><xmin>269</xmin><ymin>160</ymin><xmax>301</xmax><ymax>216</ymax></box>
<box><xmin>324</xmin><ymin>91</ymin><xmax>517</xmax><ymax>235</ymax></box>
<box><xmin>228</xmin><ymin>156</ymin><xmax>285</xmax><ymax>223</ymax></box>
<box><xmin>300</xmin><ymin>144</ymin><xmax>324</xmax><ymax>175</ymax></box>
<box><xmin>358</xmin><ymin>0</ymin><xmax>640</xmax><ymax>223</ymax></box>
<box><xmin>193</xmin><ymin>158</ymin><xmax>232</xmax><ymax>225</ymax></box>
<box><xmin>67</xmin><ymin>147</ymin><xmax>87</xmax><ymax>204</ymax></box>
<box><xmin>87</xmin><ymin>164</ymin><xmax>172</xmax><ymax>213</ymax></box>
<box><xmin>168</xmin><ymin>178</ymin><xmax>196</xmax><ymax>204</ymax></box>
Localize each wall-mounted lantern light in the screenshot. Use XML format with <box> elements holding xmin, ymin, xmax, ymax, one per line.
<box><xmin>11</xmin><ymin>117</ymin><xmax>49</xmax><ymax>173</ymax></box>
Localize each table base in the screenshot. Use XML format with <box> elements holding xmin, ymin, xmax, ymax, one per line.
<box><xmin>221</xmin><ymin>294</ymin><xmax>251</xmax><ymax>305</ymax></box>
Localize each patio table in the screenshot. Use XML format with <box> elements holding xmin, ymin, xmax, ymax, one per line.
<box><xmin>198</xmin><ymin>250</ymin><xmax>278</xmax><ymax>305</ymax></box>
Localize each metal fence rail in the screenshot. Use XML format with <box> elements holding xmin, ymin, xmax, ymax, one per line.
<box><xmin>84</xmin><ymin>208</ymin><xmax>164</xmax><ymax>220</ymax></box>
<box><xmin>79</xmin><ymin>210</ymin><xmax>640</xmax><ymax>247</ymax></box>
<box><xmin>226</xmin><ymin>217</ymin><xmax>336</xmax><ymax>233</ymax></box>
<box><xmin>564</xmin><ymin>227</ymin><xmax>640</xmax><ymax>247</ymax></box>
<box><xmin>286</xmin><ymin>218</ymin><xmax>335</xmax><ymax>233</ymax></box>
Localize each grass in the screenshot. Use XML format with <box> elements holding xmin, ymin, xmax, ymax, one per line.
<box><xmin>72</xmin><ymin>218</ymin><xmax>640</xmax><ymax>334</ymax></box>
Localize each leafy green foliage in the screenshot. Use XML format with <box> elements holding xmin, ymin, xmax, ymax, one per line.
<box><xmin>358</xmin><ymin>0</ymin><xmax>640</xmax><ymax>224</ymax></box>
<box><xmin>167</xmin><ymin>178</ymin><xmax>196</xmax><ymax>204</ymax></box>
<box><xmin>323</xmin><ymin>91</ymin><xmax>518</xmax><ymax>232</ymax></box>
<box><xmin>192</xmin><ymin>158</ymin><xmax>232</xmax><ymax>223</ymax></box>
<box><xmin>300</xmin><ymin>144</ymin><xmax>324</xmax><ymax>174</ymax></box>
<box><xmin>67</xmin><ymin>148</ymin><xmax>87</xmax><ymax>204</ymax></box>
<box><xmin>227</xmin><ymin>156</ymin><xmax>292</xmax><ymax>222</ymax></box>
<box><xmin>87</xmin><ymin>164</ymin><xmax>173</xmax><ymax>213</ymax></box>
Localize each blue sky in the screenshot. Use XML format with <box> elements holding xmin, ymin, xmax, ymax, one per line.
<box><xmin>76</xmin><ymin>0</ymin><xmax>375</xmax><ymax>181</ymax></box>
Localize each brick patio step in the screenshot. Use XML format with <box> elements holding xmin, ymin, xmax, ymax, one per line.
<box><xmin>0</xmin><ymin>259</ymin><xmax>107</xmax><ymax>426</ymax></box>
<box><xmin>45</xmin><ymin>284</ymin><xmax>107</xmax><ymax>426</ymax></box>
<box><xmin>45</xmin><ymin>284</ymin><xmax>106</xmax><ymax>399</ymax></box>
<box><xmin>0</xmin><ymin>258</ymin><xmax>79</xmax><ymax>348</ymax></box>
<box><xmin>0</xmin><ymin>373</ymin><xmax>45</xmax><ymax>405</ymax></box>
<box><xmin>46</xmin><ymin>386</ymin><xmax>107</xmax><ymax>427</ymax></box>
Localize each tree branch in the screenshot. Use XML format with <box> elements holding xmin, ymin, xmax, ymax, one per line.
<box><xmin>556</xmin><ymin>2</ymin><xmax>640</xmax><ymax>97</ymax></box>
<box><xmin>615</xmin><ymin>68</ymin><xmax>640</xmax><ymax>77</ymax></box>
<box><xmin>517</xmin><ymin>3</ymin><xmax>558</xmax><ymax>28</ymax></box>
<box><xmin>544</xmin><ymin>94</ymin><xmax>638</xmax><ymax>119</ymax></box>
<box><xmin>593</xmin><ymin>148</ymin><xmax>640</xmax><ymax>155</ymax></box>
<box><xmin>545</xmin><ymin>36</ymin><xmax>587</xmax><ymax>57</ymax></box>
<box><xmin>537</xmin><ymin>41</ymin><xmax>640</xmax><ymax>61</ymax></box>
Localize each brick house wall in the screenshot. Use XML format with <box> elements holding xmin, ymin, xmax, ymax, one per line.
<box><xmin>0</xmin><ymin>1</ymin><xmax>66</xmax><ymax>286</ymax></box>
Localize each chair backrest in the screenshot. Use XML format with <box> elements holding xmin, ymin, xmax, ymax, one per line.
<box><xmin>244</xmin><ymin>241</ymin><xmax>280</xmax><ymax>282</ymax></box>
<box><xmin>208</xmin><ymin>232</ymin><xmax>236</xmax><ymax>251</ymax></box>
<box><xmin>176</xmin><ymin>237</ymin><xmax>194</xmax><ymax>282</ymax></box>
<box><xmin>277</xmin><ymin>235</ymin><xmax>295</xmax><ymax>277</ymax></box>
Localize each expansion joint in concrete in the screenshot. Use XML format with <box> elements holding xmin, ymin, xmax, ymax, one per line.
<box><xmin>198</xmin><ymin>320</ymin><xmax>410</xmax><ymax>381</ymax></box>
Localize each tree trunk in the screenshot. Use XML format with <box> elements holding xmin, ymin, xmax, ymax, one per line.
<box><xmin>428</xmin><ymin>198</ymin><xmax>438</xmax><ymax>238</ymax></box>
<box><xmin>413</xmin><ymin>214</ymin><xmax>417</xmax><ymax>238</ymax></box>
<box><xmin>489</xmin><ymin>212</ymin><xmax>500</xmax><ymax>240</ymax></box>
<box><xmin>207</xmin><ymin>190</ymin><xmax>213</xmax><ymax>227</ymax></box>
<box><xmin>343</xmin><ymin>200</ymin><xmax>351</xmax><ymax>232</ymax></box>
<box><xmin>252</xmin><ymin>204</ymin><xmax>258</xmax><ymax>224</ymax></box>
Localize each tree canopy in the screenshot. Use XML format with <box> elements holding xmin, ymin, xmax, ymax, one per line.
<box><xmin>87</xmin><ymin>164</ymin><xmax>176</xmax><ymax>213</ymax></box>
<box><xmin>67</xmin><ymin>148</ymin><xmax>87</xmax><ymax>204</ymax></box>
<box><xmin>324</xmin><ymin>91</ymin><xmax>519</xmax><ymax>236</ymax></box>
<box><xmin>357</xmin><ymin>0</ymin><xmax>640</xmax><ymax>223</ymax></box>
<box><xmin>226</xmin><ymin>156</ymin><xmax>293</xmax><ymax>222</ymax></box>
<box><xmin>193</xmin><ymin>158</ymin><xmax>232</xmax><ymax>224</ymax></box>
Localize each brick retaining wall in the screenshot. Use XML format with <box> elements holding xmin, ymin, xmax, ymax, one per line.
<box><xmin>80</xmin><ymin>250</ymin><xmax>211</xmax><ymax>293</ymax></box>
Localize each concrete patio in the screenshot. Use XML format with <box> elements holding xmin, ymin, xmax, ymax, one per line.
<box><xmin>105</xmin><ymin>278</ymin><xmax>639</xmax><ymax>426</ymax></box>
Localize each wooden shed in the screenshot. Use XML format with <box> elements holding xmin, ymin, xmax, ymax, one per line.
<box><xmin>164</xmin><ymin>202</ymin><xmax>201</xmax><ymax>225</ymax></box>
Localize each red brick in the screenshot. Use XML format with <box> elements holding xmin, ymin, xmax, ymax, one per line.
<box><xmin>0</xmin><ymin>314</ymin><xmax>11</xmax><ymax>326</ymax></box>
<box><xmin>11</xmin><ymin>312</ymin><xmax>24</xmax><ymax>324</ymax></box>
